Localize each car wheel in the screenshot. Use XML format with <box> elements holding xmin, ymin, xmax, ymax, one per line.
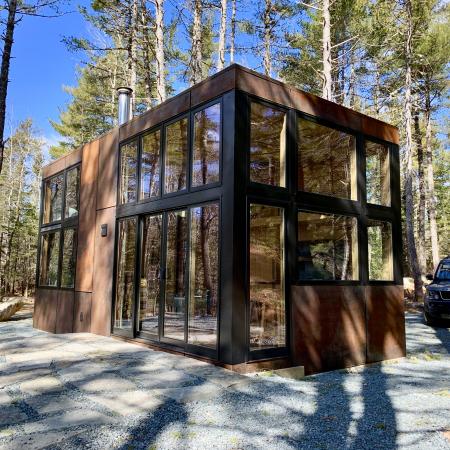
<box><xmin>424</xmin><ymin>310</ymin><xmax>435</xmax><ymax>326</ymax></box>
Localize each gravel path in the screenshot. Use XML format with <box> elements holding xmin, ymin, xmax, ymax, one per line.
<box><xmin>0</xmin><ymin>312</ymin><xmax>449</xmax><ymax>450</ymax></box>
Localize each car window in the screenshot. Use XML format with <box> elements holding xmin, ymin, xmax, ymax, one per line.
<box><xmin>436</xmin><ymin>262</ymin><xmax>450</xmax><ymax>281</ymax></box>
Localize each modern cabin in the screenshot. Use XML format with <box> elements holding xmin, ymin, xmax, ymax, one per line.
<box><xmin>34</xmin><ymin>64</ymin><xmax>406</xmax><ymax>374</ymax></box>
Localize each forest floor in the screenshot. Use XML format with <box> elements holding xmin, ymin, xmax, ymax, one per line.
<box><xmin>0</xmin><ymin>309</ymin><xmax>449</xmax><ymax>450</ymax></box>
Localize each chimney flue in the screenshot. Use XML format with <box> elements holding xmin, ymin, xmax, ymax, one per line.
<box><xmin>117</xmin><ymin>87</ymin><xmax>133</xmax><ymax>126</ymax></box>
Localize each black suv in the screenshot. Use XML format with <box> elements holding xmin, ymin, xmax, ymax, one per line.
<box><xmin>424</xmin><ymin>257</ymin><xmax>450</xmax><ymax>325</ymax></box>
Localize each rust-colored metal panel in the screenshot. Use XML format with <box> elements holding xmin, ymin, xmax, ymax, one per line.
<box><xmin>64</xmin><ymin>147</ymin><xmax>83</xmax><ymax>169</ymax></box>
<box><xmin>366</xmin><ymin>285</ymin><xmax>406</xmax><ymax>363</ymax></box>
<box><xmin>362</xmin><ymin>116</ymin><xmax>399</xmax><ymax>144</ymax></box>
<box><xmin>73</xmin><ymin>292</ymin><xmax>92</xmax><ymax>332</ymax></box>
<box><xmin>191</xmin><ymin>66</ymin><xmax>236</xmax><ymax>107</ymax></box>
<box><xmin>96</xmin><ymin>129</ymin><xmax>119</xmax><ymax>210</ymax></box>
<box><xmin>91</xmin><ymin>206</ymin><xmax>116</xmax><ymax>336</ymax></box>
<box><xmin>55</xmin><ymin>290</ymin><xmax>74</xmax><ymax>334</ymax></box>
<box><xmin>42</xmin><ymin>157</ymin><xmax>66</xmax><ymax>179</ymax></box>
<box><xmin>119</xmin><ymin>92</ymin><xmax>190</xmax><ymax>142</ymax></box>
<box><xmin>33</xmin><ymin>288</ymin><xmax>57</xmax><ymax>333</ymax></box>
<box><xmin>75</xmin><ymin>140</ymin><xmax>99</xmax><ymax>292</ymax></box>
<box><xmin>291</xmin><ymin>285</ymin><xmax>366</xmax><ymax>374</ymax></box>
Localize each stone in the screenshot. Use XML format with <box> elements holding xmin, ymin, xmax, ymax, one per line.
<box><xmin>20</xmin><ymin>375</ymin><xmax>65</xmax><ymax>396</ymax></box>
<box><xmin>73</xmin><ymin>374</ymin><xmax>136</xmax><ymax>393</ymax></box>
<box><xmin>89</xmin><ymin>390</ymin><xmax>163</xmax><ymax>416</ymax></box>
<box><xmin>273</xmin><ymin>366</ymin><xmax>305</xmax><ymax>380</ymax></box>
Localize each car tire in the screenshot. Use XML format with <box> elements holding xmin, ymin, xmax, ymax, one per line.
<box><xmin>424</xmin><ymin>310</ymin><xmax>435</xmax><ymax>326</ymax></box>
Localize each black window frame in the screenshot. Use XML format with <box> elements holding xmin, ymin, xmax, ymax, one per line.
<box><xmin>117</xmin><ymin>97</ymin><xmax>224</xmax><ymax>209</ymax></box>
<box><xmin>37</xmin><ymin>163</ymin><xmax>80</xmax><ymax>290</ymax></box>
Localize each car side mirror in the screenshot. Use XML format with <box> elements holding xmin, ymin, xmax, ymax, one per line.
<box><xmin>426</xmin><ymin>274</ymin><xmax>433</xmax><ymax>281</ymax></box>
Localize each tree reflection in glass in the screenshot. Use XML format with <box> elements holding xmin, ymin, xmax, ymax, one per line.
<box><xmin>139</xmin><ymin>214</ymin><xmax>162</xmax><ymax>336</ymax></box>
<box><xmin>61</xmin><ymin>228</ymin><xmax>77</xmax><ymax>288</ymax></box>
<box><xmin>192</xmin><ymin>104</ymin><xmax>220</xmax><ymax>187</ymax></box>
<box><xmin>366</xmin><ymin>141</ymin><xmax>390</xmax><ymax>206</ymax></box>
<box><xmin>141</xmin><ymin>130</ymin><xmax>161</xmax><ymax>199</ymax></box>
<box><xmin>298</xmin><ymin>119</ymin><xmax>357</xmax><ymax>199</ymax></box>
<box><xmin>164</xmin><ymin>118</ymin><xmax>188</xmax><ymax>194</ymax></box>
<box><xmin>249</xmin><ymin>204</ymin><xmax>285</xmax><ymax>349</ymax></box>
<box><xmin>42</xmin><ymin>174</ymin><xmax>64</xmax><ymax>224</ymax></box>
<box><xmin>164</xmin><ymin>209</ymin><xmax>187</xmax><ymax>340</ymax></box>
<box><xmin>368</xmin><ymin>220</ymin><xmax>393</xmax><ymax>280</ymax></box>
<box><xmin>250</xmin><ymin>103</ymin><xmax>286</xmax><ymax>187</ymax></box>
<box><xmin>188</xmin><ymin>203</ymin><xmax>219</xmax><ymax>347</ymax></box>
<box><xmin>298</xmin><ymin>212</ymin><xmax>358</xmax><ymax>280</ymax></box>
<box><xmin>119</xmin><ymin>140</ymin><xmax>138</xmax><ymax>204</ymax></box>
<box><xmin>64</xmin><ymin>166</ymin><xmax>80</xmax><ymax>218</ymax></box>
<box><xmin>39</xmin><ymin>231</ymin><xmax>60</xmax><ymax>286</ymax></box>
<box><xmin>115</xmin><ymin>219</ymin><xmax>136</xmax><ymax>329</ymax></box>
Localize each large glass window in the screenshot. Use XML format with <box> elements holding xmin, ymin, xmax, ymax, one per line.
<box><xmin>192</xmin><ymin>104</ymin><xmax>221</xmax><ymax>187</ymax></box>
<box><xmin>119</xmin><ymin>140</ymin><xmax>138</xmax><ymax>204</ymax></box>
<box><xmin>164</xmin><ymin>209</ymin><xmax>188</xmax><ymax>340</ymax></box>
<box><xmin>366</xmin><ymin>141</ymin><xmax>390</xmax><ymax>206</ymax></box>
<box><xmin>164</xmin><ymin>118</ymin><xmax>188</xmax><ymax>194</ymax></box>
<box><xmin>60</xmin><ymin>228</ymin><xmax>77</xmax><ymax>288</ymax></box>
<box><xmin>298</xmin><ymin>211</ymin><xmax>358</xmax><ymax>281</ymax></box>
<box><xmin>42</xmin><ymin>174</ymin><xmax>64</xmax><ymax>224</ymax></box>
<box><xmin>368</xmin><ymin>220</ymin><xmax>393</xmax><ymax>280</ymax></box>
<box><xmin>188</xmin><ymin>203</ymin><xmax>219</xmax><ymax>348</ymax></box>
<box><xmin>39</xmin><ymin>231</ymin><xmax>61</xmax><ymax>287</ymax></box>
<box><xmin>250</xmin><ymin>102</ymin><xmax>286</xmax><ymax>187</ymax></box>
<box><xmin>298</xmin><ymin>119</ymin><xmax>357</xmax><ymax>200</ymax></box>
<box><xmin>114</xmin><ymin>218</ymin><xmax>137</xmax><ymax>330</ymax></box>
<box><xmin>249</xmin><ymin>204</ymin><xmax>285</xmax><ymax>350</ymax></box>
<box><xmin>139</xmin><ymin>214</ymin><xmax>162</xmax><ymax>336</ymax></box>
<box><xmin>64</xmin><ymin>166</ymin><xmax>80</xmax><ymax>219</ymax></box>
<box><xmin>141</xmin><ymin>130</ymin><xmax>161</xmax><ymax>199</ymax></box>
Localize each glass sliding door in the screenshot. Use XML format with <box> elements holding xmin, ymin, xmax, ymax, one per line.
<box><xmin>114</xmin><ymin>218</ymin><xmax>137</xmax><ymax>331</ymax></box>
<box><xmin>138</xmin><ymin>214</ymin><xmax>163</xmax><ymax>336</ymax></box>
<box><xmin>163</xmin><ymin>209</ymin><xmax>188</xmax><ymax>341</ymax></box>
<box><xmin>188</xmin><ymin>203</ymin><xmax>219</xmax><ymax>348</ymax></box>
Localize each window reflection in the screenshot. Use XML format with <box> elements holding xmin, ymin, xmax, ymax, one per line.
<box><xmin>43</xmin><ymin>174</ymin><xmax>64</xmax><ymax>224</ymax></box>
<box><xmin>39</xmin><ymin>231</ymin><xmax>60</xmax><ymax>287</ymax></box>
<box><xmin>250</xmin><ymin>103</ymin><xmax>286</xmax><ymax>187</ymax></box>
<box><xmin>139</xmin><ymin>214</ymin><xmax>162</xmax><ymax>335</ymax></box>
<box><xmin>65</xmin><ymin>166</ymin><xmax>80</xmax><ymax>219</ymax></box>
<box><xmin>249</xmin><ymin>204</ymin><xmax>285</xmax><ymax>349</ymax></box>
<box><xmin>164</xmin><ymin>210</ymin><xmax>187</xmax><ymax>340</ymax></box>
<box><xmin>61</xmin><ymin>228</ymin><xmax>77</xmax><ymax>288</ymax></box>
<box><xmin>119</xmin><ymin>140</ymin><xmax>138</xmax><ymax>204</ymax></box>
<box><xmin>141</xmin><ymin>130</ymin><xmax>161</xmax><ymax>199</ymax></box>
<box><xmin>188</xmin><ymin>203</ymin><xmax>219</xmax><ymax>347</ymax></box>
<box><xmin>298</xmin><ymin>119</ymin><xmax>357</xmax><ymax>199</ymax></box>
<box><xmin>164</xmin><ymin>118</ymin><xmax>188</xmax><ymax>194</ymax></box>
<box><xmin>366</xmin><ymin>141</ymin><xmax>390</xmax><ymax>206</ymax></box>
<box><xmin>298</xmin><ymin>211</ymin><xmax>358</xmax><ymax>281</ymax></box>
<box><xmin>192</xmin><ymin>104</ymin><xmax>221</xmax><ymax>187</ymax></box>
<box><xmin>368</xmin><ymin>220</ymin><xmax>393</xmax><ymax>280</ymax></box>
<box><xmin>115</xmin><ymin>218</ymin><xmax>136</xmax><ymax>329</ymax></box>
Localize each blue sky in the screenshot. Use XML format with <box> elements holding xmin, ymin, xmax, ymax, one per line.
<box><xmin>6</xmin><ymin>2</ymin><xmax>92</xmax><ymax>147</ymax></box>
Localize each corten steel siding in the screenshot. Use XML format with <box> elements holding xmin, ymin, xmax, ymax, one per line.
<box><xmin>34</xmin><ymin>128</ymin><xmax>119</xmax><ymax>336</ymax></box>
<box><xmin>35</xmin><ymin>64</ymin><xmax>404</xmax><ymax>374</ymax></box>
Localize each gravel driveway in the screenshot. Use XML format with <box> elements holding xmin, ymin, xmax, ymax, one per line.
<box><xmin>0</xmin><ymin>312</ymin><xmax>449</xmax><ymax>450</ymax></box>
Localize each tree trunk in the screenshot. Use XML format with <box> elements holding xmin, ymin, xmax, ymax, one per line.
<box><xmin>424</xmin><ymin>80</ymin><xmax>440</xmax><ymax>268</ymax></box>
<box><xmin>155</xmin><ymin>0</ymin><xmax>166</xmax><ymax>102</ymax></box>
<box><xmin>128</xmin><ymin>0</ymin><xmax>139</xmax><ymax>113</ymax></box>
<box><xmin>0</xmin><ymin>0</ymin><xmax>17</xmax><ymax>177</ymax></box>
<box><xmin>230</xmin><ymin>0</ymin><xmax>236</xmax><ymax>63</ymax></box>
<box><xmin>403</xmin><ymin>0</ymin><xmax>423</xmax><ymax>301</ymax></box>
<box><xmin>263</xmin><ymin>0</ymin><xmax>272</xmax><ymax>76</ymax></box>
<box><xmin>413</xmin><ymin>110</ymin><xmax>426</xmax><ymax>272</ymax></box>
<box><xmin>190</xmin><ymin>0</ymin><xmax>203</xmax><ymax>85</ymax></box>
<box><xmin>217</xmin><ymin>0</ymin><xmax>227</xmax><ymax>71</ymax></box>
<box><xmin>322</xmin><ymin>0</ymin><xmax>332</xmax><ymax>101</ymax></box>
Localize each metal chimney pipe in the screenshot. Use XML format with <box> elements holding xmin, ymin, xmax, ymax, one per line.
<box><xmin>117</xmin><ymin>87</ymin><xmax>133</xmax><ymax>125</ymax></box>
